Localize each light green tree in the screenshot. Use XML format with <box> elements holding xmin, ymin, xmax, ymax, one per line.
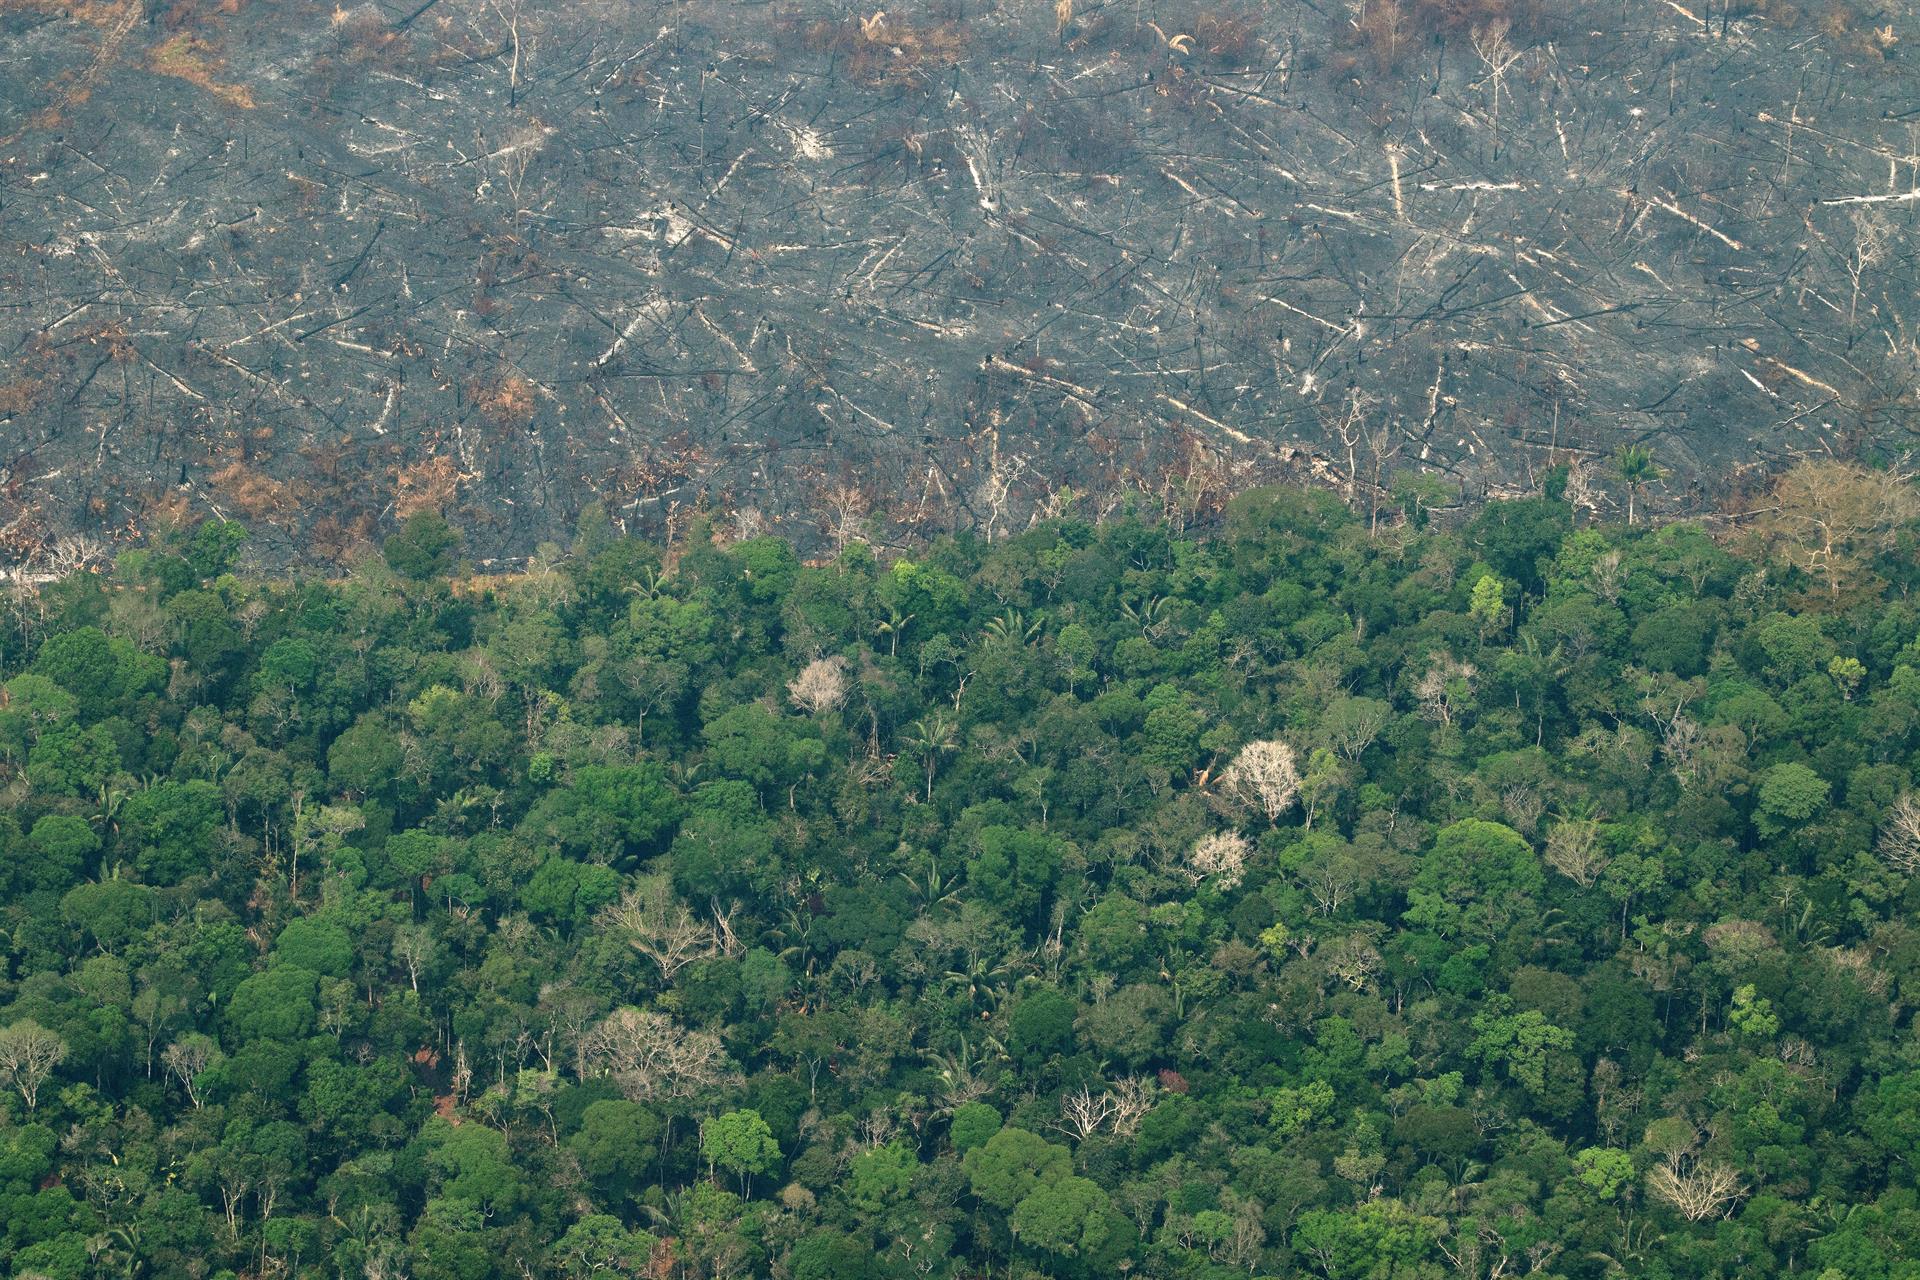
<box><xmin>1299</xmin><ymin>747</ymin><xmax>1347</xmax><ymax>831</ymax></box>
<box><xmin>1469</xmin><ymin>573</ymin><xmax>1507</xmax><ymax>640</ymax></box>
<box><xmin>1468</xmin><ymin>997</ymin><xmax>1575</xmax><ymax>1094</ymax></box>
<box><xmin>963</xmin><ymin>1127</ymin><xmax>1071</xmax><ymax>1210</ymax></box>
<box><xmin>702</xmin><ymin>1108</ymin><xmax>779</xmax><ymax>1197</ymax></box>
<box><xmin>1572</xmin><ymin>1146</ymin><xmax>1635</xmax><ymax>1200</ymax></box>
<box><xmin>1729</xmin><ymin>984</ymin><xmax>1780</xmax><ymax>1039</ymax></box>
<box><xmin>1012</xmin><ymin>1175</ymin><xmax>1123</xmax><ymax>1257</ymax></box>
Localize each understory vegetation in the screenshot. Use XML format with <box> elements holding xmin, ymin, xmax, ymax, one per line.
<box><xmin>5</xmin><ymin>463</ymin><xmax>1920</xmax><ymax>1280</ymax></box>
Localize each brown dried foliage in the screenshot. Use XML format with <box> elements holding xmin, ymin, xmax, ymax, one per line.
<box><xmin>1814</xmin><ymin>3</ymin><xmax>1902</xmax><ymax>60</ymax></box>
<box><xmin>1410</xmin><ymin>0</ymin><xmax>1547</xmax><ymax>34</ymax></box>
<box><xmin>312</xmin><ymin>7</ymin><xmax>406</xmax><ymax>71</ymax></box>
<box><xmin>1745</xmin><ymin>460</ymin><xmax>1919</xmax><ymax>604</ymax></box>
<box><xmin>0</xmin><ymin>501</ymin><xmax>50</xmax><ymax>565</ymax></box>
<box><xmin>160</xmin><ymin>0</ymin><xmax>247</xmax><ymax>29</ymax></box>
<box><xmin>210</xmin><ymin>461</ymin><xmax>291</xmax><ymax>523</ymax></box>
<box><xmin>63</xmin><ymin>320</ymin><xmax>138</xmax><ymax>365</ymax></box>
<box><xmin>148</xmin><ymin>34</ymin><xmax>256</xmax><ymax>109</ymax></box>
<box><xmin>805</xmin><ymin>11</ymin><xmax>968</xmax><ymax>89</ymax></box>
<box><xmin>0</xmin><ymin>0</ymin><xmax>127</xmax><ymax>24</ymax></box>
<box><xmin>627</xmin><ymin>444</ymin><xmax>701</xmax><ymax>493</ymax></box>
<box><xmin>1347</xmin><ymin>0</ymin><xmax>1895</xmax><ymax>71</ymax></box>
<box><xmin>1351</xmin><ymin>2</ymin><xmax>1413</xmax><ymax>72</ymax></box>
<box><xmin>141</xmin><ymin>490</ymin><xmax>196</xmax><ymax>537</ymax></box>
<box><xmin>1726</xmin><ymin>0</ymin><xmax>1904</xmax><ymax>57</ymax></box>
<box><xmin>470</xmin><ymin>372</ymin><xmax>537</xmax><ymax>427</ymax></box>
<box><xmin>1124</xmin><ymin>4</ymin><xmax>1261</xmax><ymax>65</ymax></box>
<box><xmin>305</xmin><ymin>512</ymin><xmax>379</xmax><ymax>566</ymax></box>
<box><xmin>855</xmin><ymin>122</ymin><xmax>958</xmax><ymax>187</ymax></box>
<box><xmin>394</xmin><ymin>455</ymin><xmax>462</xmax><ymax>520</ymax></box>
<box><xmin>0</xmin><ymin>378</ymin><xmax>45</xmax><ymax>417</ymax></box>
<box><xmin>1189</xmin><ymin>10</ymin><xmax>1260</xmax><ymax>63</ymax></box>
<box><xmin>1726</xmin><ymin>0</ymin><xmax>1804</xmax><ymax>21</ymax></box>
<box><xmin>1347</xmin><ymin>0</ymin><xmax>1581</xmax><ymax>69</ymax></box>
<box><xmin>286</xmin><ymin>172</ymin><xmax>328</xmax><ymax>212</ymax></box>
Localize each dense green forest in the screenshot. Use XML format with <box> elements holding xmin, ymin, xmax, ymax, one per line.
<box><xmin>6</xmin><ymin>463</ymin><xmax>1920</xmax><ymax>1280</ymax></box>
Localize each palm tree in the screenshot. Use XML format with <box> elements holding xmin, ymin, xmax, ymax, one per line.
<box><xmin>923</xmin><ymin>1034</ymin><xmax>1009</xmax><ymax>1111</ymax></box>
<box><xmin>1616</xmin><ymin>444</ymin><xmax>1663</xmax><ymax>525</ymax></box>
<box><xmin>771</xmin><ymin>905</ymin><xmax>820</xmax><ymax>977</ymax></box>
<box><xmin>91</xmin><ymin>777</ymin><xmax>130</xmax><ymax>835</ymax></box>
<box><xmin>90</xmin><ymin>779</ymin><xmax>132</xmax><ymax>877</ymax></box>
<box><xmin>983</xmin><ymin>609</ymin><xmax>1042</xmax><ymax>647</ymax></box>
<box><xmin>874</xmin><ymin>605</ymin><xmax>915</xmax><ymax>657</ymax></box>
<box><xmin>943</xmin><ymin>952</ymin><xmax>1019</xmax><ymax>1013</ymax></box>
<box><xmin>88</xmin><ymin>1222</ymin><xmax>143</xmax><ymax>1280</ymax></box>
<box><xmin>899</xmin><ymin>854</ymin><xmax>963</xmax><ymax>914</ymax></box>
<box><xmin>626</xmin><ymin>564</ymin><xmax>667</xmax><ymax>601</ymax></box>
<box><xmin>905</xmin><ymin>713</ymin><xmax>958</xmax><ymax>802</ymax></box>
<box><xmin>1120</xmin><ymin>594</ymin><xmax>1169</xmax><ymax>640</ymax></box>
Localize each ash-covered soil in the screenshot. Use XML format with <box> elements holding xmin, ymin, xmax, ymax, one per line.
<box><xmin>2</xmin><ymin>0</ymin><xmax>1917</xmax><ymax>565</ymax></box>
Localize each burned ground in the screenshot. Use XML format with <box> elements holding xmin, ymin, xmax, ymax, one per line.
<box><xmin>2</xmin><ymin>0</ymin><xmax>1917</xmax><ymax>566</ymax></box>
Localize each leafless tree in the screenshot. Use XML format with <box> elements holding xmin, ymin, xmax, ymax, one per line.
<box><xmin>1055</xmin><ymin>1076</ymin><xmax>1158</xmax><ymax>1140</ymax></box>
<box><xmin>1590</xmin><ymin>1059</ymin><xmax>1641</xmax><ymax>1145</ymax></box>
<box><xmin>486</xmin><ymin>119</ymin><xmax>552</xmax><ymax>232</ymax></box>
<box><xmin>1589</xmin><ymin>549</ymin><xmax>1626</xmax><ymax>604</ymax></box>
<box><xmin>452</xmin><ymin>1039</ymin><xmax>474</xmax><ymax>1105</ymax></box>
<box><xmin>1844</xmin><ymin>209</ymin><xmax>1892</xmax><ymax>329</ymax></box>
<box><xmin>1501</xmin><ymin>784</ymin><xmax>1546</xmax><ymax>835</ymax></box>
<box><xmin>217</xmin><ymin>1165</ymin><xmax>252</xmax><ymax>1240</ymax></box>
<box><xmin>1186</xmin><ymin>830</ymin><xmax>1252</xmax><ymax>888</ymax></box>
<box><xmin>598</xmin><ymin>879</ymin><xmax>719</xmax><ymax>981</ymax></box>
<box><xmin>1223</xmin><ymin>1194</ymin><xmax>1268</xmax><ymax>1272</ymax></box>
<box><xmin>1469</xmin><ymin>21</ymin><xmax>1521</xmax><ymax>158</ymax></box>
<box><xmin>1414</xmin><ymin>656</ymin><xmax>1476</xmax><ymax>730</ymax></box>
<box><xmin>535</xmin><ymin>983</ymin><xmax>604</xmax><ymax>1079</ymax></box>
<box><xmin>1877</xmin><ymin>794</ymin><xmax>1920</xmax><ymax>876</ymax></box>
<box><xmin>1648</xmin><ymin>1157</ymin><xmax>1748</xmax><ymax>1223</ymax></box>
<box><xmin>1544</xmin><ymin>817</ymin><xmax>1608</xmax><ymax>887</ymax></box>
<box><xmin>43</xmin><ymin>534</ymin><xmax>107</xmax><ymax>578</ymax></box>
<box><xmin>974</xmin><ymin>444</ymin><xmax>1029</xmax><ymax>542</ymax></box>
<box><xmin>1322</xmin><ymin>697</ymin><xmax>1390</xmax><ymax>763</ymax></box>
<box><xmin>161</xmin><ymin>1034</ymin><xmax>222</xmax><ymax>1110</ymax></box>
<box><xmin>616</xmin><ymin>654</ymin><xmax>683</xmax><ymax>748</ymax></box>
<box><xmin>1297</xmin><ymin>845</ymin><xmax>1364</xmax><ymax>918</ymax></box>
<box><xmin>1219</xmin><ymin>740</ymin><xmax>1301</xmax><ymax>824</ymax></box>
<box><xmin>1054</xmin><ymin>1084</ymin><xmax>1118</xmax><ymax>1140</ymax></box>
<box><xmin>1560</xmin><ymin>459</ymin><xmax>1602</xmax><ymax>523</ymax></box>
<box><xmin>830</xmin><ymin>949</ymin><xmax>882</xmax><ymax>994</ymax></box>
<box><xmin>291</xmin><ymin>801</ymin><xmax>363</xmax><ymax>905</ymax></box>
<box><xmin>0</xmin><ymin>1020</ymin><xmax>67</xmax><ymax>1112</ymax></box>
<box><xmin>1671</xmin><ymin>715</ymin><xmax>1718</xmax><ymax>788</ymax></box>
<box><xmin>710</xmin><ymin>899</ymin><xmax>744</xmax><ymax>957</ymax></box>
<box><xmin>788</xmin><ymin>655</ymin><xmax>850</xmax><ymax>715</ymax></box>
<box><xmin>1754</xmin><ymin>462</ymin><xmax>1920</xmax><ymax>602</ymax></box>
<box><xmin>857</xmin><ymin>1111</ymin><xmax>898</xmax><ymax>1152</ymax></box>
<box><xmin>821</xmin><ymin>484</ymin><xmax>872</xmax><ymax>554</ymax></box>
<box><xmin>392</xmin><ymin>925</ymin><xmax>436</xmax><ymax>992</ymax></box>
<box><xmin>1108</xmin><ymin>1076</ymin><xmax>1157</xmax><ymax>1138</ymax></box>
<box><xmin>582</xmin><ymin>1008</ymin><xmax>734</xmax><ymax>1101</ymax></box>
<box><xmin>486</xmin><ymin>0</ymin><xmax>530</xmax><ymax>108</ymax></box>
